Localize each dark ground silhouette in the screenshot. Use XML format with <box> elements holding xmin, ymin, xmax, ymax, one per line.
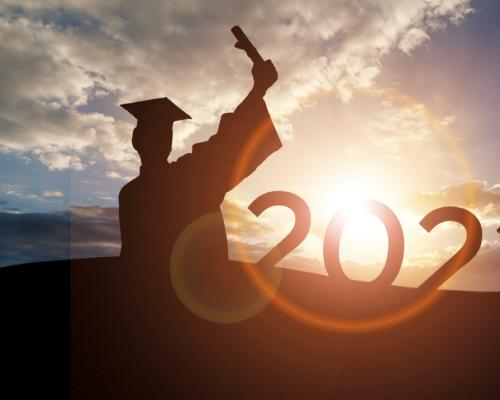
<box><xmin>1</xmin><ymin>256</ymin><xmax>499</xmax><ymax>399</ymax></box>
<box><xmin>69</xmin><ymin>259</ymin><xmax>500</xmax><ymax>399</ymax></box>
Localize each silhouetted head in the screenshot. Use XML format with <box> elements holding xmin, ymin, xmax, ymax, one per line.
<box><xmin>120</xmin><ymin>97</ymin><xmax>191</xmax><ymax>167</ymax></box>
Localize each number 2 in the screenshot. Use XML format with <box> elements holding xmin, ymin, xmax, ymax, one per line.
<box><xmin>417</xmin><ymin>207</ymin><xmax>482</xmax><ymax>292</ymax></box>
<box><xmin>248</xmin><ymin>191</ymin><xmax>311</xmax><ymax>269</ymax></box>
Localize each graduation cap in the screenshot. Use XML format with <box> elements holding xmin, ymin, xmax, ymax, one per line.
<box><xmin>121</xmin><ymin>97</ymin><xmax>191</xmax><ymax>147</ymax></box>
<box><xmin>121</xmin><ymin>97</ymin><xmax>191</xmax><ymax>126</ymax></box>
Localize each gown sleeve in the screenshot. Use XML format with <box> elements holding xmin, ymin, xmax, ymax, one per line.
<box><xmin>170</xmin><ymin>94</ymin><xmax>282</xmax><ymax>193</ymax></box>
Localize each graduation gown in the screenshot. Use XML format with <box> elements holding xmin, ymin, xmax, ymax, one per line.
<box><xmin>118</xmin><ymin>94</ymin><xmax>282</xmax><ymax>263</ymax></box>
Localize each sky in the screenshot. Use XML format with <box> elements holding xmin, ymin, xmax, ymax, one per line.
<box><xmin>0</xmin><ymin>0</ymin><xmax>499</xmax><ymax>291</ymax></box>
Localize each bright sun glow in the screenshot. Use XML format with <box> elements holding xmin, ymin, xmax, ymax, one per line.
<box><xmin>309</xmin><ymin>180</ymin><xmax>391</xmax><ymax>266</ymax></box>
<box><xmin>339</xmin><ymin>214</ymin><xmax>389</xmax><ymax>266</ymax></box>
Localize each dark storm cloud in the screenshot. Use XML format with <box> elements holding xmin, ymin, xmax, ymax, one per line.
<box><xmin>0</xmin><ymin>205</ymin><xmax>120</xmax><ymax>267</ymax></box>
<box><xmin>69</xmin><ymin>205</ymin><xmax>121</xmax><ymax>259</ymax></box>
<box><xmin>0</xmin><ymin>211</ymin><xmax>71</xmax><ymax>267</ymax></box>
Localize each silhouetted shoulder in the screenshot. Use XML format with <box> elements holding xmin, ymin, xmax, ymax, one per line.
<box><xmin>118</xmin><ymin>176</ymin><xmax>140</xmax><ymax>199</ymax></box>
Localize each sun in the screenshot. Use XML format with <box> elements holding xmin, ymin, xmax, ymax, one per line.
<box><xmin>309</xmin><ymin>179</ymin><xmax>392</xmax><ymax>267</ymax></box>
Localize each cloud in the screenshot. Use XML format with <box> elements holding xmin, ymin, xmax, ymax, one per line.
<box><xmin>106</xmin><ymin>171</ymin><xmax>135</xmax><ymax>180</ymax></box>
<box><xmin>0</xmin><ymin>211</ymin><xmax>70</xmax><ymax>267</ymax></box>
<box><xmin>228</xmin><ymin>239</ymin><xmax>273</xmax><ymax>264</ymax></box>
<box><xmin>41</xmin><ymin>190</ymin><xmax>63</xmax><ymax>197</ymax></box>
<box><xmin>366</xmin><ymin>102</ymin><xmax>436</xmax><ymax>153</ymax></box>
<box><xmin>71</xmin><ymin>155</ymin><xmax>86</xmax><ymax>171</ymax></box>
<box><xmin>223</xmin><ymin>197</ymin><xmax>311</xmax><ymax>263</ymax></box>
<box><xmin>0</xmin><ymin>0</ymin><xmax>472</xmax><ymax>172</ymax></box>
<box><xmin>0</xmin><ymin>205</ymin><xmax>121</xmax><ymax>267</ymax></box>
<box><xmin>68</xmin><ymin>205</ymin><xmax>121</xmax><ymax>258</ymax></box>
<box><xmin>221</xmin><ymin>199</ymin><xmax>278</xmax><ymax>242</ymax></box>
<box><xmin>37</xmin><ymin>153</ymin><xmax>86</xmax><ymax>171</ymax></box>
<box><xmin>399</xmin><ymin>28</ymin><xmax>429</xmax><ymax>55</ymax></box>
<box><xmin>394</xmin><ymin>240</ymin><xmax>500</xmax><ymax>291</ymax></box>
<box><xmin>2</xmin><ymin>184</ymin><xmax>26</xmax><ymax>196</ymax></box>
<box><xmin>106</xmin><ymin>171</ymin><xmax>122</xmax><ymax>179</ymax></box>
<box><xmin>396</xmin><ymin>181</ymin><xmax>500</xmax><ymax>222</ymax></box>
<box><xmin>441</xmin><ymin>115</ymin><xmax>456</xmax><ymax>126</ymax></box>
<box><xmin>280</xmin><ymin>254</ymin><xmax>327</xmax><ymax>275</ymax></box>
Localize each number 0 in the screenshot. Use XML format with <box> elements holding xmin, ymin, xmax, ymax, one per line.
<box><xmin>323</xmin><ymin>199</ymin><xmax>404</xmax><ymax>287</ymax></box>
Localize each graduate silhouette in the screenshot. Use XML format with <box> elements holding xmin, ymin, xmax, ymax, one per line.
<box><xmin>64</xmin><ymin>27</ymin><xmax>500</xmax><ymax>400</ymax></box>
<box><xmin>118</xmin><ymin>27</ymin><xmax>282</xmax><ymax>265</ymax></box>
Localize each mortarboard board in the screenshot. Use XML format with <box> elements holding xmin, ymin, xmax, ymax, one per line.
<box><xmin>120</xmin><ymin>97</ymin><xmax>191</xmax><ymax>126</ymax></box>
<box><xmin>121</xmin><ymin>97</ymin><xmax>191</xmax><ymax>147</ymax></box>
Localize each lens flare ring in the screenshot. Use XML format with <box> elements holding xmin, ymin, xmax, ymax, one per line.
<box><xmin>227</xmin><ymin>86</ymin><xmax>477</xmax><ymax>333</ymax></box>
<box><xmin>170</xmin><ymin>212</ymin><xmax>281</xmax><ymax>323</ymax></box>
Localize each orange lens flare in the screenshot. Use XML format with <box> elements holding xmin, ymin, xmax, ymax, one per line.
<box><xmin>170</xmin><ymin>212</ymin><xmax>281</xmax><ymax>323</ymax></box>
<box><xmin>227</xmin><ymin>86</ymin><xmax>477</xmax><ymax>333</ymax></box>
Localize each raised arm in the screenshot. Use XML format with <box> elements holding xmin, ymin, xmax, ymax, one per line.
<box><xmin>171</xmin><ymin>38</ymin><xmax>281</xmax><ymax>192</ymax></box>
<box><xmin>235</xmin><ymin>60</ymin><xmax>278</xmax><ymax>114</ymax></box>
<box><xmin>231</xmin><ymin>26</ymin><xmax>278</xmax><ymax>110</ymax></box>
